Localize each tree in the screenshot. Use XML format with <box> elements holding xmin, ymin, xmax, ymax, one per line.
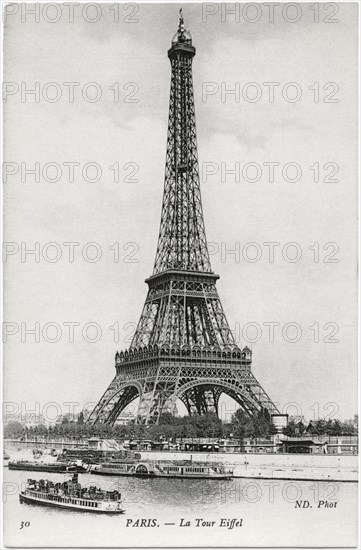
<box><xmin>179</xmin><ymin>422</ymin><xmax>197</xmax><ymax>439</ymax></box>
<box><xmin>313</xmin><ymin>419</ymin><xmax>327</xmax><ymax>435</ymax></box>
<box><xmin>330</xmin><ymin>419</ymin><xmax>342</xmax><ymax>435</ymax></box>
<box><xmin>192</xmin><ymin>413</ymin><xmax>223</xmax><ymax>438</ymax></box>
<box><xmin>341</xmin><ymin>416</ymin><xmax>357</xmax><ymax>435</ymax></box>
<box><xmin>283</xmin><ymin>419</ymin><xmax>297</xmax><ymax>437</ymax></box>
<box><xmin>295</xmin><ymin>422</ymin><xmax>306</xmax><ymax>435</ymax></box>
<box><xmin>158</xmin><ymin>412</ymin><xmax>178</xmax><ymax>426</ymax></box>
<box><xmin>254</xmin><ymin>409</ymin><xmax>277</xmax><ymax>437</ymax></box>
<box><xmin>230</xmin><ymin>409</ymin><xmax>255</xmax><ymax>438</ymax></box>
<box><xmin>353</xmin><ymin>414</ymin><xmax>358</xmax><ymax>430</ymax></box>
<box><xmin>4</xmin><ymin>421</ymin><xmax>24</xmax><ymax>438</ymax></box>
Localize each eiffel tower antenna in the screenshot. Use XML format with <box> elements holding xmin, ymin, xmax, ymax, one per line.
<box><xmin>88</xmin><ymin>12</ymin><xmax>282</xmax><ymax>426</ymax></box>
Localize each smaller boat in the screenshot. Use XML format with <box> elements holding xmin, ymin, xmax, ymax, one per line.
<box><xmin>3</xmin><ymin>452</ymin><xmax>10</xmax><ymax>461</ymax></box>
<box><xmin>19</xmin><ymin>473</ymin><xmax>124</xmax><ymax>514</ymax></box>
<box><xmin>8</xmin><ymin>460</ymin><xmax>88</xmax><ymax>473</ymax></box>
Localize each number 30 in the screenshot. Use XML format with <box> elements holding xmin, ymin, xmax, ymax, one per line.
<box><xmin>20</xmin><ymin>521</ymin><xmax>30</xmax><ymax>529</ymax></box>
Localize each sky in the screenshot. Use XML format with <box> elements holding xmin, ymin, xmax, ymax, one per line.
<box><xmin>3</xmin><ymin>2</ymin><xmax>358</xmax><ymax>424</ymax></box>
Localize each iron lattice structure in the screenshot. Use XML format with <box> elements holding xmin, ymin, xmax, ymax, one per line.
<box><xmin>89</xmin><ymin>12</ymin><xmax>280</xmax><ymax>425</ymax></box>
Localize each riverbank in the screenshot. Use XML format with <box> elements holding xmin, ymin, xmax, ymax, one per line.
<box><xmin>4</xmin><ymin>439</ymin><xmax>358</xmax><ymax>482</ymax></box>
<box><xmin>138</xmin><ymin>450</ymin><xmax>358</xmax><ymax>482</ymax></box>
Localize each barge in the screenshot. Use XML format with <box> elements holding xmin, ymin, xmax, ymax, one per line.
<box><xmin>9</xmin><ymin>460</ymin><xmax>88</xmax><ymax>473</ymax></box>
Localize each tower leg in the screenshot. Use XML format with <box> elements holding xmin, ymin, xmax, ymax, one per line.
<box><xmin>180</xmin><ymin>385</ymin><xmax>221</xmax><ymax>416</ymax></box>
<box><xmin>136</xmin><ymin>381</ymin><xmax>178</xmax><ymax>424</ymax></box>
<box><xmin>88</xmin><ymin>382</ymin><xmax>139</xmax><ymax>425</ymax></box>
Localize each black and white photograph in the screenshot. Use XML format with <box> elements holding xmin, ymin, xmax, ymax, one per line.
<box><xmin>1</xmin><ymin>1</ymin><xmax>359</xmax><ymax>547</ymax></box>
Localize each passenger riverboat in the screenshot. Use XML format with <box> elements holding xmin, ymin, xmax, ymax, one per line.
<box><xmin>91</xmin><ymin>460</ymin><xmax>233</xmax><ymax>479</ymax></box>
<box><xmin>9</xmin><ymin>460</ymin><xmax>88</xmax><ymax>473</ymax></box>
<box><xmin>19</xmin><ymin>473</ymin><xmax>125</xmax><ymax>514</ymax></box>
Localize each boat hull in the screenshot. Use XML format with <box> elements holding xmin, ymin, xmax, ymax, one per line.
<box><xmin>91</xmin><ymin>470</ymin><xmax>232</xmax><ymax>480</ymax></box>
<box><xmin>19</xmin><ymin>493</ymin><xmax>125</xmax><ymax>514</ymax></box>
<box><xmin>10</xmin><ymin>464</ymin><xmax>68</xmax><ymax>472</ymax></box>
<box><xmin>9</xmin><ymin>463</ymin><xmax>86</xmax><ymax>473</ymax></box>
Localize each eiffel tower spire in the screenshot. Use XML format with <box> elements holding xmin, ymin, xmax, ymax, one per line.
<box><xmin>130</xmin><ymin>13</ymin><xmax>232</xmax><ymax>350</ymax></box>
<box><xmin>153</xmin><ymin>11</ymin><xmax>210</xmax><ymax>274</ymax></box>
<box><xmin>88</xmin><ymin>12</ymin><xmax>282</xmax><ymax>426</ymax></box>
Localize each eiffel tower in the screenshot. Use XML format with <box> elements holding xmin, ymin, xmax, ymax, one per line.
<box><xmin>89</xmin><ymin>11</ymin><xmax>282</xmax><ymax>426</ymax></box>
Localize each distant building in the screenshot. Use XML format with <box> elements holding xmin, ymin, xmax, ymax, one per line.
<box><xmin>114</xmin><ymin>411</ymin><xmax>136</xmax><ymax>425</ymax></box>
<box><xmin>280</xmin><ymin>435</ymin><xmax>358</xmax><ymax>455</ymax></box>
<box><xmin>81</xmin><ymin>407</ymin><xmax>95</xmax><ymax>422</ymax></box>
<box><xmin>5</xmin><ymin>413</ymin><xmax>47</xmax><ymax>427</ymax></box>
<box><xmin>281</xmin><ymin>439</ymin><xmax>325</xmax><ymax>454</ymax></box>
<box><xmin>87</xmin><ymin>437</ymin><xmax>124</xmax><ymax>451</ymax></box>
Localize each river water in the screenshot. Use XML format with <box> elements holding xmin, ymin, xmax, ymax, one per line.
<box><xmin>3</xmin><ymin>468</ymin><xmax>358</xmax><ymax>547</ymax></box>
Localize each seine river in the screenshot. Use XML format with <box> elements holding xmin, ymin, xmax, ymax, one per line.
<box><xmin>3</xmin><ymin>469</ymin><xmax>358</xmax><ymax>547</ymax></box>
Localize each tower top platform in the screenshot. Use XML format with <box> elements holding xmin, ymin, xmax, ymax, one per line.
<box><xmin>168</xmin><ymin>9</ymin><xmax>196</xmax><ymax>59</ymax></box>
